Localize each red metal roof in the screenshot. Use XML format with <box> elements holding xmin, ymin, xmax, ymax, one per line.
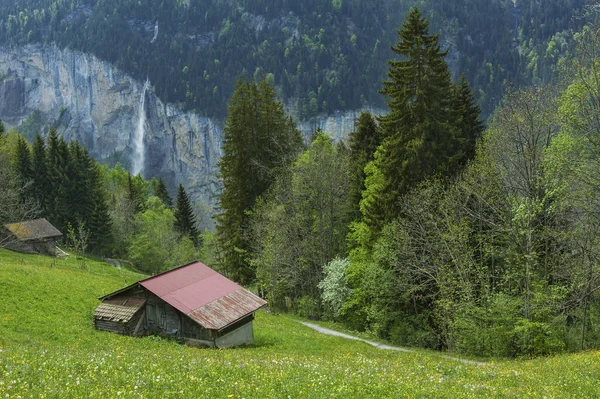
<box><xmin>139</xmin><ymin>261</ymin><xmax>266</xmax><ymax>330</ymax></box>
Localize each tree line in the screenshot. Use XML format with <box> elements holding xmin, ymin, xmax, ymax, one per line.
<box><xmin>215</xmin><ymin>9</ymin><xmax>600</xmax><ymax>357</ymax></box>
<box><xmin>0</xmin><ymin>127</ymin><xmax>203</xmax><ymax>274</ymax></box>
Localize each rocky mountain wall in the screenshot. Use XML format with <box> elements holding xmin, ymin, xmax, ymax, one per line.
<box><xmin>0</xmin><ymin>45</ymin><xmax>376</xmax><ymax>209</ymax></box>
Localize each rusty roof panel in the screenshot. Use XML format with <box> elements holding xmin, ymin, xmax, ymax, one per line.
<box><xmin>94</xmin><ymin>297</ymin><xmax>145</xmax><ymax>323</ymax></box>
<box><xmin>4</xmin><ymin>218</ymin><xmax>62</xmax><ymax>241</ymax></box>
<box><xmin>188</xmin><ymin>289</ymin><xmax>267</xmax><ymax>330</ymax></box>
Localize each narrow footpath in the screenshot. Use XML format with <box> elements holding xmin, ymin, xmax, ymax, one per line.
<box><xmin>299</xmin><ymin>321</ymin><xmax>489</xmax><ymax>366</ymax></box>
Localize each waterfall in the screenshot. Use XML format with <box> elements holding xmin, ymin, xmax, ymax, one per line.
<box><xmin>132</xmin><ymin>78</ymin><xmax>150</xmax><ymax>176</ymax></box>
<box><xmin>151</xmin><ymin>22</ymin><xmax>159</xmax><ymax>43</ymax></box>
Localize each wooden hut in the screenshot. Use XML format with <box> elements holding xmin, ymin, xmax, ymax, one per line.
<box><xmin>94</xmin><ymin>261</ymin><xmax>267</xmax><ymax>348</ymax></box>
<box><xmin>3</xmin><ymin>218</ymin><xmax>62</xmax><ymax>256</ymax></box>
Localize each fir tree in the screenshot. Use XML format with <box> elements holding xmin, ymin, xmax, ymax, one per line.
<box><xmin>454</xmin><ymin>74</ymin><xmax>485</xmax><ymax>164</ymax></box>
<box><xmin>373</xmin><ymin>7</ymin><xmax>464</xmax><ymax>225</ymax></box>
<box><xmin>87</xmin><ymin>163</ymin><xmax>114</xmax><ymax>254</ymax></box>
<box><xmin>31</xmin><ymin>134</ymin><xmax>48</xmax><ymax>215</ymax></box>
<box><xmin>216</xmin><ymin>77</ymin><xmax>303</xmax><ymax>284</ymax></box>
<box><xmin>174</xmin><ymin>184</ymin><xmax>200</xmax><ymax>247</ymax></box>
<box><xmin>347</xmin><ymin>111</ymin><xmax>381</xmax><ymax>222</ymax></box>
<box><xmin>45</xmin><ymin>129</ymin><xmax>62</xmax><ymax>226</ymax></box>
<box><xmin>127</xmin><ymin>173</ymin><xmax>145</xmax><ymax>214</ymax></box>
<box><xmin>52</xmin><ymin>136</ymin><xmax>72</xmax><ymax>232</ymax></box>
<box><xmin>0</xmin><ymin>119</ymin><xmax>4</xmax><ymax>139</ymax></box>
<box><xmin>155</xmin><ymin>177</ymin><xmax>173</xmax><ymax>207</ymax></box>
<box><xmin>14</xmin><ymin>135</ymin><xmax>33</xmax><ymax>202</ymax></box>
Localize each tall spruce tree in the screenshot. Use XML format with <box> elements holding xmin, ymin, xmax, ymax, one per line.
<box><xmin>371</xmin><ymin>7</ymin><xmax>471</xmax><ymax>225</ymax></box>
<box><xmin>216</xmin><ymin>77</ymin><xmax>303</xmax><ymax>284</ymax></box>
<box><xmin>347</xmin><ymin>111</ymin><xmax>382</xmax><ymax>222</ymax></box>
<box><xmin>174</xmin><ymin>184</ymin><xmax>200</xmax><ymax>247</ymax></box>
<box><xmin>31</xmin><ymin>134</ymin><xmax>48</xmax><ymax>216</ymax></box>
<box><xmin>454</xmin><ymin>74</ymin><xmax>485</xmax><ymax>164</ymax></box>
<box><xmin>15</xmin><ymin>135</ymin><xmax>33</xmax><ymax>203</ymax></box>
<box><xmin>0</xmin><ymin>119</ymin><xmax>4</xmax><ymax>139</ymax></box>
<box><xmin>155</xmin><ymin>177</ymin><xmax>173</xmax><ymax>207</ymax></box>
<box><xmin>127</xmin><ymin>173</ymin><xmax>145</xmax><ymax>214</ymax></box>
<box><xmin>45</xmin><ymin>129</ymin><xmax>64</xmax><ymax>228</ymax></box>
<box><xmin>87</xmin><ymin>161</ymin><xmax>113</xmax><ymax>254</ymax></box>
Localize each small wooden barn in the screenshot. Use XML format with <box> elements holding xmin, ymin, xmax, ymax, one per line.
<box><xmin>94</xmin><ymin>261</ymin><xmax>267</xmax><ymax>348</ymax></box>
<box><xmin>3</xmin><ymin>218</ymin><xmax>62</xmax><ymax>256</ymax></box>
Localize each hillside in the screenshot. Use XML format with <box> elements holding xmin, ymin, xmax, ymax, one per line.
<box><xmin>1</xmin><ymin>249</ymin><xmax>599</xmax><ymax>398</ymax></box>
<box><xmin>0</xmin><ymin>0</ymin><xmax>593</xmax><ymax>119</ymax></box>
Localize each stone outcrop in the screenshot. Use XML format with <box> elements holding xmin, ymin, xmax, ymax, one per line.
<box><xmin>0</xmin><ymin>44</ymin><xmax>378</xmax><ymax>210</ymax></box>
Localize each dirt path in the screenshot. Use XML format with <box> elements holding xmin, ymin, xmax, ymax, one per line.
<box><xmin>299</xmin><ymin>321</ymin><xmax>488</xmax><ymax>366</ymax></box>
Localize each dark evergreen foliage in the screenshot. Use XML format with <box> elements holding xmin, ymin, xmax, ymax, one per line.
<box><xmin>371</xmin><ymin>8</ymin><xmax>480</xmax><ymax>227</ymax></box>
<box><xmin>127</xmin><ymin>173</ymin><xmax>145</xmax><ymax>214</ymax></box>
<box><xmin>454</xmin><ymin>74</ymin><xmax>485</xmax><ymax>164</ymax></box>
<box><xmin>346</xmin><ymin>111</ymin><xmax>381</xmax><ymax>222</ymax></box>
<box><xmin>174</xmin><ymin>184</ymin><xmax>200</xmax><ymax>247</ymax></box>
<box><xmin>14</xmin><ymin>135</ymin><xmax>33</xmax><ymax>202</ymax></box>
<box><xmin>0</xmin><ymin>0</ymin><xmax>589</xmax><ymax>119</ymax></box>
<box><xmin>217</xmin><ymin>77</ymin><xmax>303</xmax><ymax>284</ymax></box>
<box><xmin>31</xmin><ymin>134</ymin><xmax>48</xmax><ymax>216</ymax></box>
<box><xmin>155</xmin><ymin>177</ymin><xmax>173</xmax><ymax>207</ymax></box>
<box><xmin>13</xmin><ymin>129</ymin><xmax>114</xmax><ymax>255</ymax></box>
<box><xmin>376</xmin><ymin>8</ymin><xmax>453</xmax><ymax>222</ymax></box>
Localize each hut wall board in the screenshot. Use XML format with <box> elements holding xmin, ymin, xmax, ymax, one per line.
<box><xmin>5</xmin><ymin>238</ymin><xmax>56</xmax><ymax>256</ymax></box>
<box><xmin>146</xmin><ymin>295</ymin><xmax>181</xmax><ymax>336</ymax></box>
<box><xmin>94</xmin><ymin>307</ymin><xmax>145</xmax><ymax>335</ymax></box>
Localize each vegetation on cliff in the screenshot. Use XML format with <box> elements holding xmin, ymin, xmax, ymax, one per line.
<box><xmin>0</xmin><ymin>0</ymin><xmax>593</xmax><ymax>118</ymax></box>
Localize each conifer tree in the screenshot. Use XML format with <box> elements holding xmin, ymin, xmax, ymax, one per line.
<box><xmin>31</xmin><ymin>134</ymin><xmax>48</xmax><ymax>215</ymax></box>
<box><xmin>87</xmin><ymin>163</ymin><xmax>113</xmax><ymax>254</ymax></box>
<box><xmin>155</xmin><ymin>177</ymin><xmax>173</xmax><ymax>207</ymax></box>
<box><xmin>371</xmin><ymin>7</ymin><xmax>467</xmax><ymax>225</ymax></box>
<box><xmin>52</xmin><ymin>136</ymin><xmax>72</xmax><ymax>231</ymax></box>
<box><xmin>174</xmin><ymin>184</ymin><xmax>200</xmax><ymax>247</ymax></box>
<box><xmin>0</xmin><ymin>119</ymin><xmax>4</xmax><ymax>139</ymax></box>
<box><xmin>14</xmin><ymin>135</ymin><xmax>33</xmax><ymax>202</ymax></box>
<box><xmin>45</xmin><ymin>129</ymin><xmax>63</xmax><ymax>226</ymax></box>
<box><xmin>347</xmin><ymin>111</ymin><xmax>381</xmax><ymax>222</ymax></box>
<box><xmin>216</xmin><ymin>77</ymin><xmax>303</xmax><ymax>284</ymax></box>
<box><xmin>454</xmin><ymin>74</ymin><xmax>485</xmax><ymax>164</ymax></box>
<box><xmin>127</xmin><ymin>173</ymin><xmax>145</xmax><ymax>214</ymax></box>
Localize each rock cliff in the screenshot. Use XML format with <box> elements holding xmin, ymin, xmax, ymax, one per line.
<box><xmin>0</xmin><ymin>45</ymin><xmax>377</xmax><ymax>209</ymax></box>
<box><xmin>0</xmin><ymin>44</ymin><xmax>222</xmax><ymax>207</ymax></box>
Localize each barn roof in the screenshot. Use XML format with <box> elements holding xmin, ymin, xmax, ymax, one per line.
<box><xmin>4</xmin><ymin>218</ymin><xmax>62</xmax><ymax>241</ymax></box>
<box><xmin>94</xmin><ymin>297</ymin><xmax>146</xmax><ymax>323</ymax></box>
<box><xmin>102</xmin><ymin>261</ymin><xmax>267</xmax><ymax>331</ymax></box>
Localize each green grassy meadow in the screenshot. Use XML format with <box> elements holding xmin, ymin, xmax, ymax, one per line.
<box><xmin>1</xmin><ymin>249</ymin><xmax>599</xmax><ymax>398</ymax></box>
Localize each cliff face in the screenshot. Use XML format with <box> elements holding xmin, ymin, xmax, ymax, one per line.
<box><xmin>0</xmin><ymin>44</ymin><xmax>222</xmax><ymax>206</ymax></box>
<box><xmin>0</xmin><ymin>45</ymin><xmax>376</xmax><ymax>209</ymax></box>
<box><xmin>297</xmin><ymin>108</ymin><xmax>385</xmax><ymax>142</ymax></box>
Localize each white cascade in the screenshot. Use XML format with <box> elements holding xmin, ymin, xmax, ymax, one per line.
<box><xmin>132</xmin><ymin>78</ymin><xmax>150</xmax><ymax>176</ymax></box>
<box><xmin>151</xmin><ymin>22</ymin><xmax>159</xmax><ymax>43</ymax></box>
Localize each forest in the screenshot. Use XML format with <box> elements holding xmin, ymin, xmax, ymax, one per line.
<box><xmin>0</xmin><ymin>0</ymin><xmax>594</xmax><ymax>119</ymax></box>
<box><xmin>0</xmin><ymin>126</ymin><xmax>206</xmax><ymax>273</ymax></box>
<box><xmin>2</xmin><ymin>3</ymin><xmax>600</xmax><ymax>359</ymax></box>
<box><xmin>214</xmin><ymin>9</ymin><xmax>600</xmax><ymax>357</ymax></box>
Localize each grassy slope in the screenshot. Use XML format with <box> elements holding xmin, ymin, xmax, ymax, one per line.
<box><xmin>0</xmin><ymin>249</ymin><xmax>599</xmax><ymax>398</ymax></box>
